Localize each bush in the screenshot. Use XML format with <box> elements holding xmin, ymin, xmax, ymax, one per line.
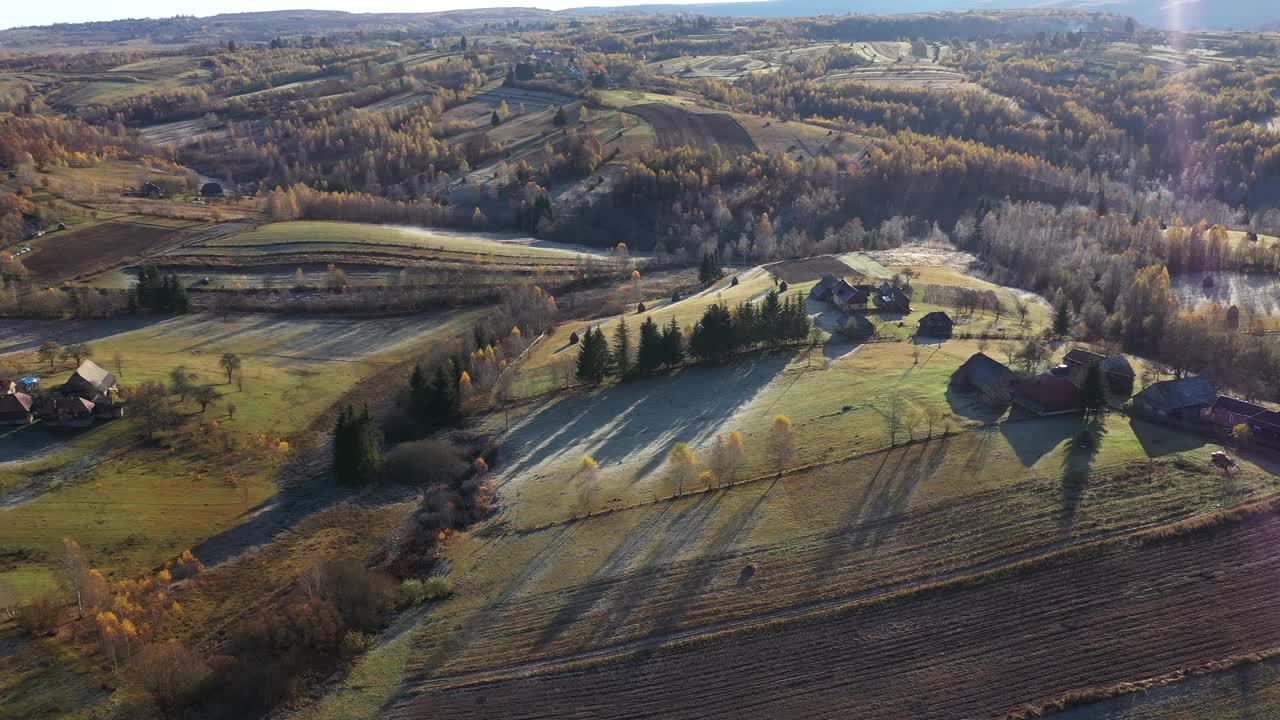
<box><xmin>15</xmin><ymin>594</ymin><xmax>61</xmax><ymax>635</ymax></box>
<box><xmin>384</xmin><ymin>438</ymin><xmax>470</xmax><ymax>486</ymax></box>
<box><xmin>400</xmin><ymin>576</ymin><xmax>453</xmax><ymax>607</ymax></box>
<box><xmin>341</xmin><ymin>630</ymin><xmax>376</xmax><ymax>657</ymax></box>
<box><xmin>131</xmin><ymin>642</ymin><xmax>211</xmax><ymax>712</ymax></box>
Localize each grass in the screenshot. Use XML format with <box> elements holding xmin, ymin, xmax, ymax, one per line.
<box><xmin>195</xmin><ymin>221</ymin><xmax>604</xmax><ymax>261</ymax></box>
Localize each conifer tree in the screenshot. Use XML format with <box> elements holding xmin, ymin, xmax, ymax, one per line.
<box><xmin>661</xmin><ymin>317</ymin><xmax>684</xmax><ymax>368</ymax></box>
<box><xmin>1052</xmin><ymin>289</ymin><xmax>1072</xmax><ymax>338</ymax></box>
<box><xmin>613</xmin><ymin>317</ymin><xmax>631</xmax><ymax>378</ymax></box>
<box><xmin>636</xmin><ymin>316</ymin><xmax>662</xmax><ymax>374</ymax></box>
<box><xmin>1081</xmin><ymin>362</ymin><xmax>1109</xmax><ymax>416</ymax></box>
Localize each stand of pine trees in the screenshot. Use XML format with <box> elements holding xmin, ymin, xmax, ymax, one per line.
<box><xmin>576</xmin><ymin>290</ymin><xmax>810</xmax><ymax>385</ymax></box>
<box><xmin>408</xmin><ymin>361</ymin><xmax>463</xmax><ymax>431</ymax></box>
<box><xmin>131</xmin><ymin>265</ymin><xmax>192</xmax><ymax>314</ymax></box>
<box><xmin>333</xmin><ymin>405</ymin><xmax>382</xmax><ymax>485</ymax></box>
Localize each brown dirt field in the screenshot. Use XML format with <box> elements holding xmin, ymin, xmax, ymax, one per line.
<box><xmin>22</xmin><ymin>221</ymin><xmax>188</xmax><ymax>280</ymax></box>
<box><xmin>768</xmin><ymin>255</ymin><xmax>865</xmax><ymax>283</ymax></box>
<box><xmin>390</xmin><ymin>503</ymin><xmax>1280</xmax><ymax>720</ymax></box>
<box><xmin>628</xmin><ymin>103</ymin><xmax>755</xmax><ymax>155</ymax></box>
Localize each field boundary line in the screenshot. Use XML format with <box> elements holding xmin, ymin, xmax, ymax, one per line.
<box><xmin>396</xmin><ymin>489</ymin><xmax>1280</xmax><ymax>699</ymax></box>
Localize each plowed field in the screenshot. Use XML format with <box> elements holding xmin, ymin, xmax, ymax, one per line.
<box><xmin>628</xmin><ymin>103</ymin><xmax>755</xmax><ymax>155</ymax></box>
<box><xmin>391</xmin><ymin>508</ymin><xmax>1280</xmax><ymax>720</ymax></box>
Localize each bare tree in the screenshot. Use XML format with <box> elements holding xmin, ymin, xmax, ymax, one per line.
<box><xmin>194</xmin><ymin>386</ymin><xmax>219</xmax><ymax>413</ymax></box>
<box><xmin>883</xmin><ymin>395</ymin><xmax>907</xmax><ymax>446</ymax></box>
<box><xmin>1015</xmin><ymin>299</ymin><xmax>1030</xmax><ymax>326</ymax></box>
<box><xmin>710</xmin><ymin>431</ymin><xmax>746</xmax><ymax>486</ymax></box>
<box><xmin>767</xmin><ymin>416</ymin><xmax>795</xmax><ymax>475</ymax></box>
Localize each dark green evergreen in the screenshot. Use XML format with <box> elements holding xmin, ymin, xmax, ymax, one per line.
<box><xmin>1081</xmin><ymin>363</ymin><xmax>1109</xmax><ymax>416</ymax></box>
<box><xmin>636</xmin><ymin>317</ymin><xmax>663</xmax><ymax>374</ymax></box>
<box><xmin>698</xmin><ymin>253</ymin><xmax>723</xmax><ymax>287</ymax></box>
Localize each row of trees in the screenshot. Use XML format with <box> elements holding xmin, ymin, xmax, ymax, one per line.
<box><xmin>575</xmin><ymin>291</ymin><xmax>812</xmax><ymax>384</ymax></box>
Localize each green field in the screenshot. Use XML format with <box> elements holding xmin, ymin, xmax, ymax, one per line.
<box><xmin>182</xmin><ymin>221</ymin><xmax>612</xmax><ymax>262</ymax></box>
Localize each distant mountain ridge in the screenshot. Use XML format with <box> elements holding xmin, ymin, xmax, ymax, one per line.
<box><xmin>575</xmin><ymin>0</ymin><xmax>1279</xmax><ymax>31</ymax></box>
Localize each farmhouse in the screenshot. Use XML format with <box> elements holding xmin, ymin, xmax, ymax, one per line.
<box><xmin>1202</xmin><ymin>396</ymin><xmax>1280</xmax><ymax>449</ymax></box>
<box><xmin>0</xmin><ymin>391</ymin><xmax>34</xmax><ymax>426</ymax></box>
<box><xmin>831</xmin><ymin>280</ymin><xmax>871</xmax><ymax>312</ymax></box>
<box><xmin>810</xmin><ymin>274</ymin><xmax>839</xmax><ymax>301</ymax></box>
<box><xmin>1063</xmin><ymin>347</ymin><xmax>1136</xmax><ymax>394</ymax></box>
<box><xmin>951</xmin><ymin>352</ymin><xmax>1015</xmax><ymax>395</ymax></box>
<box><xmin>1012</xmin><ymin>372</ymin><xmax>1083</xmax><ymax>416</ymax></box>
<box><xmin>139</xmin><ymin>181</ymin><xmax>164</xmax><ymax>198</ymax></box>
<box><xmin>917</xmin><ymin>311</ymin><xmax>954</xmax><ymax>338</ymax></box>
<box><xmin>874</xmin><ymin>282</ymin><xmax>911</xmax><ymax>313</ymax></box>
<box><xmin>55</xmin><ymin>359</ymin><xmax>125</xmax><ymax>421</ymax></box>
<box><xmin>1131</xmin><ymin>376</ymin><xmax>1216</xmax><ymax>426</ymax></box>
<box><xmin>44</xmin><ymin>396</ymin><xmax>96</xmax><ymax>428</ymax></box>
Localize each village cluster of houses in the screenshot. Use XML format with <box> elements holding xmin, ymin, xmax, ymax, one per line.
<box><xmin>811</xmin><ymin>273</ymin><xmax>954</xmax><ymax>338</ymax></box>
<box><xmin>951</xmin><ymin>346</ymin><xmax>1280</xmax><ymax>450</ymax></box>
<box><xmin>952</xmin><ymin>347</ymin><xmax>1136</xmax><ymax>416</ymax></box>
<box><xmin>0</xmin><ymin>360</ymin><xmax>124</xmax><ymax>428</ymax></box>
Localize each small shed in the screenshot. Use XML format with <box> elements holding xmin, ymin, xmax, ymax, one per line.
<box><xmin>917</xmin><ymin>311</ymin><xmax>954</xmax><ymax>338</ymax></box>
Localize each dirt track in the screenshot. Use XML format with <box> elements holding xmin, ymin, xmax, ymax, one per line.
<box><xmin>390</xmin><ymin>510</ymin><xmax>1280</xmax><ymax>719</ymax></box>
<box><xmin>628</xmin><ymin>103</ymin><xmax>756</xmax><ymax>155</ymax></box>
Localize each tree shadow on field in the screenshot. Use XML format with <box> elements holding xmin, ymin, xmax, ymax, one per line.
<box><xmin>945</xmin><ymin>385</ymin><xmax>1005</xmax><ymax>423</ymax></box>
<box><xmin>579</xmin><ymin>492</ymin><xmax>727</xmax><ymax>649</ymax></box>
<box><xmin>1059</xmin><ymin>414</ymin><xmax>1106</xmax><ymax>531</ymax></box>
<box><xmin>814</xmin><ymin>437</ymin><xmax>947</xmax><ymax>578</ymax></box>
<box><xmin>1130</xmin><ymin>416</ymin><xmax>1206</xmax><ymax>459</ymax></box>
<box><xmin>1000</xmin><ymin>411</ymin><xmax>1080</xmax><ymax>468</ymax></box>
<box><xmin>494</xmin><ymin>353</ymin><xmax>794</xmax><ymax>488</ymax></box>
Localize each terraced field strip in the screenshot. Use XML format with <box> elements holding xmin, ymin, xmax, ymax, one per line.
<box><xmin>392</xmin><ymin>506</ymin><xmax>1280</xmax><ymax>719</ymax></box>
<box><xmin>394</xmin><ymin>454</ymin><xmax>1277</xmax><ymax>686</ymax></box>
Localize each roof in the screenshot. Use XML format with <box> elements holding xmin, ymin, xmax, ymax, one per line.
<box><xmin>1063</xmin><ymin>348</ymin><xmax>1106</xmax><ymax>366</ymax></box>
<box><xmin>1133</xmin><ymin>376</ymin><xmax>1216</xmax><ymax>413</ymax></box>
<box><xmin>954</xmin><ymin>352</ymin><xmax>1014</xmax><ymax>389</ymax></box>
<box><xmin>831</xmin><ymin>280</ymin><xmax>869</xmax><ymax>306</ymax></box>
<box><xmin>918</xmin><ymin>311</ymin><xmax>953</xmax><ymax>326</ymax></box>
<box><xmin>54</xmin><ymin>396</ymin><xmax>95</xmax><ymax>414</ymax></box>
<box><xmin>63</xmin><ymin>360</ymin><xmax>116</xmax><ymax>396</ymax></box>
<box><xmin>0</xmin><ymin>392</ymin><xmax>33</xmax><ymax>413</ymax></box>
<box><xmin>1214</xmin><ymin>395</ymin><xmax>1266</xmax><ymax>417</ymax></box>
<box><xmin>1101</xmin><ymin>355</ymin><xmax>1135</xmax><ymax>378</ymax></box>
<box><xmin>1014</xmin><ymin>373</ymin><xmax>1083</xmax><ymax>414</ymax></box>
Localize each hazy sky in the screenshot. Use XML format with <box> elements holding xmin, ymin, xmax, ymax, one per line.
<box><xmin>3</xmin><ymin>0</ymin><xmax>749</xmax><ymax>31</ymax></box>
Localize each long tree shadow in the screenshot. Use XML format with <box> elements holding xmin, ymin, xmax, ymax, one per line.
<box><xmin>1001</xmin><ymin>412</ymin><xmax>1081</xmax><ymax>468</ymax></box>
<box><xmin>1130</xmin><ymin>416</ymin><xmax>1207</xmax><ymax>458</ymax></box>
<box><xmin>493</xmin><ymin>353</ymin><xmax>795</xmax><ymax>489</ymax></box>
<box><xmin>1059</xmin><ymin>414</ymin><xmax>1106</xmax><ymax>531</ymax></box>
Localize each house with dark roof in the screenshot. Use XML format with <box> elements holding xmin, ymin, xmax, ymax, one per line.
<box><xmin>1012</xmin><ymin>372</ymin><xmax>1084</xmax><ymax>416</ymax></box>
<box><xmin>1062</xmin><ymin>347</ymin><xmax>1136</xmax><ymax>395</ymax></box>
<box><xmin>917</xmin><ymin>311</ymin><xmax>954</xmax><ymax>338</ymax></box>
<box><xmin>0</xmin><ymin>392</ymin><xmax>34</xmax><ymax>426</ymax></box>
<box><xmin>140</xmin><ymin>181</ymin><xmax>164</xmax><ymax>199</ymax></box>
<box><xmin>1131</xmin><ymin>376</ymin><xmax>1216</xmax><ymax>425</ymax></box>
<box><xmin>43</xmin><ymin>396</ymin><xmax>96</xmax><ymax>428</ymax></box>
<box><xmin>951</xmin><ymin>352</ymin><xmax>1015</xmax><ymax>395</ymax></box>
<box><xmin>810</xmin><ymin>274</ymin><xmax>839</xmax><ymax>301</ymax></box>
<box><xmin>873</xmin><ymin>283</ymin><xmax>911</xmax><ymax>313</ymax></box>
<box><xmin>831</xmin><ymin>280</ymin><xmax>870</xmax><ymax>312</ymax></box>
<box><xmin>1206</xmin><ymin>395</ymin><xmax>1266</xmax><ymax>430</ymax></box>
<box><xmin>200</xmin><ymin>182</ymin><xmax>225</xmax><ymax>198</ymax></box>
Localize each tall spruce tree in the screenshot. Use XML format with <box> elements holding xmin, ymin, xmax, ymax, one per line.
<box><xmin>636</xmin><ymin>317</ymin><xmax>662</xmax><ymax>374</ymax></box>
<box><xmin>690</xmin><ymin>304</ymin><xmax>736</xmax><ymax>364</ymax></box>
<box><xmin>333</xmin><ymin>405</ymin><xmax>381</xmax><ymax>485</ymax></box>
<box><xmin>1081</xmin><ymin>362</ymin><xmax>1109</xmax><ymax>416</ymax></box>
<box><xmin>698</xmin><ymin>253</ymin><xmax>723</xmax><ymax>287</ymax></box>
<box><xmin>1052</xmin><ymin>289</ymin><xmax>1072</xmax><ymax>338</ymax></box>
<box><xmin>613</xmin><ymin>317</ymin><xmax>631</xmax><ymax>378</ymax></box>
<box><xmin>576</xmin><ymin>328</ymin><xmax>611</xmax><ymax>384</ymax></box>
<box><xmin>661</xmin><ymin>317</ymin><xmax>684</xmax><ymax>368</ymax></box>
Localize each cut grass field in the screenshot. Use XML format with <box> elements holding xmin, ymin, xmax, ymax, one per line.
<box><xmin>182</xmin><ymin>221</ymin><xmax>610</xmax><ymax>264</ymax></box>
<box><xmin>301</xmin><ymin>262</ymin><xmax>1272</xmax><ymax>718</ymax></box>
<box><xmin>390</xmin><ymin>498</ymin><xmax>1280</xmax><ymax>719</ymax></box>
<box><xmin>1</xmin><ymin>310</ymin><xmax>474</xmax><ymax>581</ymax></box>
